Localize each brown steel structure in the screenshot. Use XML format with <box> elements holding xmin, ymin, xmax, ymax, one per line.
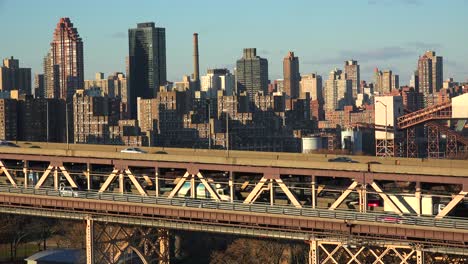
<box><xmin>0</xmin><ymin>191</ymin><xmax>467</xmax><ymax>263</ymax></box>
<box><xmin>0</xmin><ymin>146</ymin><xmax>467</xmax><ymax>263</ymax></box>
<box><xmin>397</xmin><ymin>100</ymin><xmax>468</xmax><ymax>158</ymax></box>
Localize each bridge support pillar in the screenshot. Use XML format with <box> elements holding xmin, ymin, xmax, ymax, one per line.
<box><xmin>159</xmin><ymin>229</ymin><xmax>170</xmax><ymax>264</ymax></box>
<box><xmin>269</xmin><ymin>179</ymin><xmax>274</xmax><ymax>206</ymax></box>
<box><xmin>360</xmin><ymin>184</ymin><xmax>367</xmax><ymax>213</ymax></box>
<box><xmin>415</xmin><ymin>182</ymin><xmax>421</xmax><ymax>216</ymax></box>
<box><xmin>311</xmin><ymin>176</ymin><xmax>316</xmax><ymax>209</ymax></box>
<box><xmin>86</xmin><ymin>163</ymin><xmax>91</xmax><ymax>191</ymax></box>
<box><xmin>308</xmin><ymin>240</ymin><xmax>318</xmax><ymax>264</ymax></box>
<box><xmin>23</xmin><ymin>160</ymin><xmax>28</xmax><ymax>188</ymax></box>
<box><xmin>229</xmin><ymin>171</ymin><xmax>234</xmax><ymax>202</ymax></box>
<box><xmin>86</xmin><ymin>217</ymin><xmax>94</xmax><ymax>264</ymax></box>
<box><xmin>155</xmin><ymin>168</ymin><xmax>159</xmax><ymax>197</ymax></box>
<box><xmin>416</xmin><ymin>249</ymin><xmax>424</xmax><ymax>264</ymax></box>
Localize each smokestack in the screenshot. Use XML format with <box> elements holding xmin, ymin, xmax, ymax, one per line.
<box><xmin>193</xmin><ymin>33</ymin><xmax>200</xmax><ymax>89</ymax></box>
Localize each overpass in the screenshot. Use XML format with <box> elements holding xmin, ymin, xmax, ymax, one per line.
<box><xmin>396</xmin><ymin>94</ymin><xmax>468</xmax><ymax>158</ymax></box>
<box><xmin>0</xmin><ymin>143</ymin><xmax>467</xmax><ymax>263</ymax></box>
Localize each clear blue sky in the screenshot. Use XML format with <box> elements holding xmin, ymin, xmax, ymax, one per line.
<box><xmin>1</xmin><ymin>0</ymin><xmax>467</xmax><ymax>84</ymax></box>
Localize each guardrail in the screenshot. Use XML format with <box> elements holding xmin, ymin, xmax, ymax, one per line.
<box><xmin>0</xmin><ymin>185</ymin><xmax>467</xmax><ymax>231</ymax></box>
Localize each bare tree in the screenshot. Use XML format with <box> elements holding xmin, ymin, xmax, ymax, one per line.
<box><xmin>210</xmin><ymin>238</ymin><xmax>291</xmax><ymax>264</ymax></box>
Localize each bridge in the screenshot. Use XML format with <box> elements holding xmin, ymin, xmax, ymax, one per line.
<box><xmin>396</xmin><ymin>93</ymin><xmax>468</xmax><ymax>158</ymax></box>
<box><xmin>0</xmin><ymin>143</ymin><xmax>467</xmax><ymax>263</ymax></box>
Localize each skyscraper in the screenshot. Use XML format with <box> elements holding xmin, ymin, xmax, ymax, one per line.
<box><xmin>344</xmin><ymin>60</ymin><xmax>360</xmax><ymax>98</ymax></box>
<box><xmin>128</xmin><ymin>22</ymin><xmax>167</xmax><ymax>118</ymax></box>
<box><xmin>283</xmin><ymin>51</ymin><xmax>300</xmax><ymax>99</ymax></box>
<box><xmin>299</xmin><ymin>73</ymin><xmax>322</xmax><ymax>103</ymax></box>
<box><xmin>417</xmin><ymin>51</ymin><xmax>443</xmax><ymax>95</ymax></box>
<box><xmin>236</xmin><ymin>48</ymin><xmax>268</xmax><ymax>102</ymax></box>
<box><xmin>0</xmin><ymin>57</ymin><xmax>31</xmax><ymax>95</ymax></box>
<box><xmin>200</xmin><ymin>69</ymin><xmax>235</xmax><ymax>98</ymax></box>
<box><xmin>44</xmin><ymin>18</ymin><xmax>84</xmax><ymax>100</ymax></box>
<box><xmin>382</xmin><ymin>70</ymin><xmax>392</xmax><ymax>93</ymax></box>
<box><xmin>34</xmin><ymin>74</ymin><xmax>44</xmax><ymax>98</ymax></box>
<box><xmin>324</xmin><ymin>69</ymin><xmax>352</xmax><ymax>111</ymax></box>
<box><xmin>374</xmin><ymin>68</ymin><xmax>397</xmax><ymax>94</ymax></box>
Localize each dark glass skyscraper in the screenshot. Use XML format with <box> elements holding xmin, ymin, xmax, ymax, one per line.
<box><xmin>236</xmin><ymin>48</ymin><xmax>268</xmax><ymax>102</ymax></box>
<box><xmin>128</xmin><ymin>22</ymin><xmax>166</xmax><ymax>118</ymax></box>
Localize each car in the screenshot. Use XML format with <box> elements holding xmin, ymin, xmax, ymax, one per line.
<box><xmin>120</xmin><ymin>147</ymin><xmax>147</xmax><ymax>154</ymax></box>
<box><xmin>0</xmin><ymin>141</ymin><xmax>19</xmax><ymax>147</ymax></box>
<box><xmin>154</xmin><ymin>151</ymin><xmax>168</xmax><ymax>154</ymax></box>
<box><xmin>376</xmin><ymin>215</ymin><xmax>403</xmax><ymax>224</ymax></box>
<box><xmin>59</xmin><ymin>185</ymin><xmax>79</xmax><ymax>198</ymax></box>
<box><xmin>29</xmin><ymin>145</ymin><xmax>41</xmax><ymax>149</ymax></box>
<box><xmin>328</xmin><ymin>157</ymin><xmax>359</xmax><ymax>163</ymax></box>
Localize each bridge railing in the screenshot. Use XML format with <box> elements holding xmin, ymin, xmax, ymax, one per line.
<box><xmin>0</xmin><ymin>184</ymin><xmax>467</xmax><ymax>230</ymax></box>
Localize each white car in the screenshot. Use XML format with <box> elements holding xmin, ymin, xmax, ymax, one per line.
<box><xmin>59</xmin><ymin>186</ymin><xmax>79</xmax><ymax>198</ymax></box>
<box><xmin>120</xmin><ymin>147</ymin><xmax>147</xmax><ymax>154</ymax></box>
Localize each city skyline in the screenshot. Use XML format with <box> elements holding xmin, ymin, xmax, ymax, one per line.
<box><xmin>0</xmin><ymin>0</ymin><xmax>467</xmax><ymax>85</ymax></box>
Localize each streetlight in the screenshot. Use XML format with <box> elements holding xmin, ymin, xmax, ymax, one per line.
<box><xmin>222</xmin><ymin>109</ymin><xmax>229</xmax><ymax>156</ymax></box>
<box><xmin>375</xmin><ymin>100</ymin><xmax>389</xmax><ymax>157</ymax></box>
<box><xmin>66</xmin><ymin>102</ymin><xmax>69</xmax><ymax>150</ymax></box>
<box><xmin>207</xmin><ymin>99</ymin><xmax>211</xmax><ymax>149</ymax></box>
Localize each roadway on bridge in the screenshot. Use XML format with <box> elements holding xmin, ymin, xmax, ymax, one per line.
<box><xmin>3</xmin><ymin>141</ymin><xmax>468</xmax><ymax>178</ymax></box>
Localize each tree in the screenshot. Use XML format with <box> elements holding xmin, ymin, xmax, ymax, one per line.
<box><xmin>210</xmin><ymin>238</ymin><xmax>289</xmax><ymax>264</ymax></box>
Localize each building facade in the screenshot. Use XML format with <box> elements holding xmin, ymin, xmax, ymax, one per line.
<box><xmin>34</xmin><ymin>74</ymin><xmax>45</xmax><ymax>98</ymax></box>
<box><xmin>44</xmin><ymin>18</ymin><xmax>84</xmax><ymax>100</ymax></box>
<box><xmin>200</xmin><ymin>69</ymin><xmax>235</xmax><ymax>98</ymax></box>
<box><xmin>128</xmin><ymin>22</ymin><xmax>167</xmax><ymax>117</ymax></box>
<box><xmin>283</xmin><ymin>52</ymin><xmax>300</xmax><ymax>99</ymax></box>
<box><xmin>300</xmin><ymin>73</ymin><xmax>322</xmax><ymax>103</ymax></box>
<box><xmin>0</xmin><ymin>57</ymin><xmax>31</xmax><ymax>95</ymax></box>
<box><xmin>73</xmin><ymin>90</ymin><xmax>121</xmax><ymax>144</ymax></box>
<box><xmin>324</xmin><ymin>69</ymin><xmax>352</xmax><ymax>111</ymax></box>
<box><xmin>236</xmin><ymin>48</ymin><xmax>268</xmax><ymax>103</ymax></box>
<box><xmin>418</xmin><ymin>51</ymin><xmax>443</xmax><ymax>95</ymax></box>
<box><xmin>344</xmin><ymin>60</ymin><xmax>360</xmax><ymax>98</ymax></box>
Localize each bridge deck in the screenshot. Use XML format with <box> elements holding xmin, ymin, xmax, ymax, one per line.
<box><xmin>1</xmin><ymin>142</ymin><xmax>467</xmax><ymax>178</ymax></box>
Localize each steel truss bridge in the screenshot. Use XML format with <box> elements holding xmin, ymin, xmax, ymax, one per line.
<box><xmin>0</xmin><ymin>144</ymin><xmax>467</xmax><ymax>263</ymax></box>
<box><xmin>392</xmin><ymin>95</ymin><xmax>468</xmax><ymax>159</ymax></box>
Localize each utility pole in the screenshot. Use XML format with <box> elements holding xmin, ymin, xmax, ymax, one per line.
<box><xmin>208</xmin><ymin>99</ymin><xmax>211</xmax><ymax>149</ymax></box>
<box><xmin>46</xmin><ymin>101</ymin><xmax>49</xmax><ymax>144</ymax></box>
<box><xmin>66</xmin><ymin>102</ymin><xmax>69</xmax><ymax>150</ymax></box>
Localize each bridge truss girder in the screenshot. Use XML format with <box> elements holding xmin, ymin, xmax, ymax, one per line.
<box><xmin>87</xmin><ymin>218</ymin><xmax>170</xmax><ymax>264</ymax></box>
<box><xmin>308</xmin><ymin>240</ymin><xmax>466</xmax><ymax>264</ymax></box>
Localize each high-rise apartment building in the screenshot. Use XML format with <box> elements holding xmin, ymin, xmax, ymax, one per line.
<box><xmin>299</xmin><ymin>73</ymin><xmax>322</xmax><ymax>103</ymax></box>
<box><xmin>344</xmin><ymin>60</ymin><xmax>360</xmax><ymax>98</ymax></box>
<box><xmin>44</xmin><ymin>18</ymin><xmax>84</xmax><ymax>100</ymax></box>
<box><xmin>417</xmin><ymin>51</ymin><xmax>443</xmax><ymax>95</ymax></box>
<box><xmin>374</xmin><ymin>68</ymin><xmax>397</xmax><ymax>94</ymax></box>
<box><xmin>236</xmin><ymin>48</ymin><xmax>269</xmax><ymax>102</ymax></box>
<box><xmin>392</xmin><ymin>74</ymin><xmax>399</xmax><ymax>91</ymax></box>
<box><xmin>324</xmin><ymin>69</ymin><xmax>352</xmax><ymax>111</ymax></box>
<box><xmin>0</xmin><ymin>57</ymin><xmax>31</xmax><ymax>95</ymax></box>
<box><xmin>200</xmin><ymin>68</ymin><xmax>235</xmax><ymax>98</ymax></box>
<box><xmin>34</xmin><ymin>74</ymin><xmax>45</xmax><ymax>98</ymax></box>
<box><xmin>283</xmin><ymin>52</ymin><xmax>300</xmax><ymax>99</ymax></box>
<box><xmin>84</xmin><ymin>72</ymin><xmax>128</xmax><ymax>103</ymax></box>
<box><xmin>0</xmin><ymin>99</ymin><xmax>18</xmax><ymax>140</ymax></box>
<box><xmin>382</xmin><ymin>70</ymin><xmax>392</xmax><ymax>93</ymax></box>
<box><xmin>73</xmin><ymin>90</ymin><xmax>121</xmax><ymax>144</ymax></box>
<box><xmin>128</xmin><ymin>22</ymin><xmax>167</xmax><ymax>118</ymax></box>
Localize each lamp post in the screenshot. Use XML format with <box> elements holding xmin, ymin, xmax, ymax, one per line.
<box><xmin>207</xmin><ymin>99</ymin><xmax>211</xmax><ymax>149</ymax></box>
<box><xmin>222</xmin><ymin>109</ymin><xmax>229</xmax><ymax>156</ymax></box>
<box><xmin>375</xmin><ymin>100</ymin><xmax>388</xmax><ymax>157</ymax></box>
<box><xmin>66</xmin><ymin>102</ymin><xmax>69</xmax><ymax>150</ymax></box>
<box><xmin>46</xmin><ymin>100</ymin><xmax>49</xmax><ymax>144</ymax></box>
